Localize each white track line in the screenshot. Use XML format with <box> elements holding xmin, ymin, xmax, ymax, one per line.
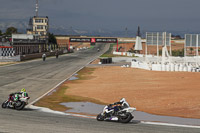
<box><xmin>29</xmin><ymin>105</ymin><xmax>200</xmax><ymax>129</ymax></box>
<box><xmin>30</xmin><ymin>46</ymin><xmax>200</xmax><ymax>129</ymax></box>
<box><xmin>28</xmin><ymin>52</ymin><xmax>100</xmax><ymax>106</ymax></box>
<box><xmin>28</xmin><ymin>46</ymin><xmax>200</xmax><ymax>129</ymax></box>
<box><xmin>141</xmin><ymin>121</ymin><xmax>200</xmax><ymax>129</ymax></box>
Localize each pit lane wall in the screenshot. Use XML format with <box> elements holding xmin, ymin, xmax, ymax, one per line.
<box><xmin>131</xmin><ymin>57</ymin><xmax>200</xmax><ymax>72</ymax></box>
<box><xmin>113</xmin><ymin>52</ymin><xmax>200</xmax><ymax>72</ymax></box>
<box><xmin>20</xmin><ymin>51</ymin><xmax>64</xmax><ymax>61</ymax></box>
<box><xmin>0</xmin><ymin>51</ymin><xmax>64</xmax><ymax>62</ymax></box>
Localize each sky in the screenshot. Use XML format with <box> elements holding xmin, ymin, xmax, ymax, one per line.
<box><xmin>0</xmin><ymin>0</ymin><xmax>200</xmax><ymax>33</ymax></box>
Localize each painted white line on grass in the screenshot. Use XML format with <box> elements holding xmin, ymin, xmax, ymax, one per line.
<box><xmin>28</xmin><ymin>52</ymin><xmax>101</xmax><ymax>106</ymax></box>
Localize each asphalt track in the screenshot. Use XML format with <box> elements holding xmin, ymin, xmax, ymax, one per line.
<box><xmin>0</xmin><ymin>44</ymin><xmax>200</xmax><ymax>133</ymax></box>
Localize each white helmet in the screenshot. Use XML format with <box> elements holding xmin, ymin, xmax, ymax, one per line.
<box><xmin>120</xmin><ymin>98</ymin><xmax>126</xmax><ymax>103</ymax></box>
<box><xmin>120</xmin><ymin>98</ymin><xmax>130</xmax><ymax>107</ymax></box>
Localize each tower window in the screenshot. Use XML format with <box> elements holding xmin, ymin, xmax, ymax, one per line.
<box><xmin>35</xmin><ymin>19</ymin><xmax>44</xmax><ymax>23</ymax></box>
<box><xmin>37</xmin><ymin>25</ymin><xmax>44</xmax><ymax>29</ymax></box>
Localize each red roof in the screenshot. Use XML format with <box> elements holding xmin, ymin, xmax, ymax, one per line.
<box><xmin>0</xmin><ymin>46</ymin><xmax>13</xmax><ymax>48</ymax></box>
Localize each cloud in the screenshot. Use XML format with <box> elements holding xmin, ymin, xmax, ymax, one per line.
<box><xmin>1</xmin><ymin>0</ymin><xmax>200</xmax><ymax>32</ymax></box>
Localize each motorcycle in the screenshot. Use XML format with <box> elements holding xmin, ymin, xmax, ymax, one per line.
<box><xmin>96</xmin><ymin>103</ymin><xmax>136</xmax><ymax>123</ymax></box>
<box><xmin>2</xmin><ymin>94</ymin><xmax>30</xmax><ymax>110</ymax></box>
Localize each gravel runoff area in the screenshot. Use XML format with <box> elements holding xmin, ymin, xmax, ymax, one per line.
<box><xmin>35</xmin><ymin>58</ymin><xmax>200</xmax><ymax>120</ymax></box>
<box><xmin>63</xmin><ymin>66</ymin><xmax>200</xmax><ymax>119</ymax></box>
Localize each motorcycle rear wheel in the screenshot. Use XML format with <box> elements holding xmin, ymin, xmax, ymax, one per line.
<box><xmin>96</xmin><ymin>114</ymin><xmax>104</xmax><ymax>121</ymax></box>
<box><xmin>119</xmin><ymin>112</ymin><xmax>133</xmax><ymax>123</ymax></box>
<box><xmin>14</xmin><ymin>101</ymin><xmax>26</xmax><ymax>110</ymax></box>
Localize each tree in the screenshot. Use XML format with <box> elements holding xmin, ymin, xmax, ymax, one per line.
<box><xmin>190</xmin><ymin>47</ymin><xmax>194</xmax><ymax>54</ymax></box>
<box><xmin>171</xmin><ymin>34</ymin><xmax>182</xmax><ymax>39</ymax></box>
<box><xmin>48</xmin><ymin>33</ymin><xmax>57</xmax><ymax>44</ymax></box>
<box><xmin>175</xmin><ymin>35</ymin><xmax>181</xmax><ymax>39</ymax></box>
<box><xmin>0</xmin><ymin>29</ymin><xmax>2</xmax><ymax>36</ymax></box>
<box><xmin>48</xmin><ymin>33</ymin><xmax>57</xmax><ymax>50</ymax></box>
<box><xmin>5</xmin><ymin>27</ymin><xmax>17</xmax><ymax>35</ymax></box>
<box><xmin>172</xmin><ymin>49</ymin><xmax>184</xmax><ymax>57</ymax></box>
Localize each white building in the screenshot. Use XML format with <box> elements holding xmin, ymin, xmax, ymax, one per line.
<box><xmin>27</xmin><ymin>16</ymin><xmax>49</xmax><ymax>41</ymax></box>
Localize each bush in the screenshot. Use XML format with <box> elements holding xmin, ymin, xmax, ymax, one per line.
<box><xmin>159</xmin><ymin>49</ymin><xmax>184</xmax><ymax>57</ymax></box>
<box><xmin>100</xmin><ymin>43</ymin><xmax>116</xmax><ymax>57</ymax></box>
<box><xmin>172</xmin><ymin>49</ymin><xmax>184</xmax><ymax>57</ymax></box>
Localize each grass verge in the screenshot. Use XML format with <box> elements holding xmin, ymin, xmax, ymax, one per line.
<box><xmin>100</xmin><ymin>43</ymin><xmax>136</xmax><ymax>57</ymax></box>
<box><xmin>0</xmin><ymin>62</ymin><xmax>17</xmax><ymax>66</ymax></box>
<box><xmin>100</xmin><ymin>43</ymin><xmax>116</xmax><ymax>57</ymax></box>
<box><xmin>34</xmin><ymin>67</ymin><xmax>106</xmax><ymax>112</ymax></box>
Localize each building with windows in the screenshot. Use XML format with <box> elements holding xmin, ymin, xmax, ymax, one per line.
<box><xmin>11</xmin><ymin>34</ymin><xmax>47</xmax><ymax>55</ymax></box>
<box><xmin>27</xmin><ymin>16</ymin><xmax>49</xmax><ymax>42</ymax></box>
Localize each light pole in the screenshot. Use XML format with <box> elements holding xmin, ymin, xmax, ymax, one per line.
<box><xmin>125</xmin><ymin>27</ymin><xmax>128</xmax><ymax>52</ymax></box>
<box><xmin>125</xmin><ymin>27</ymin><xmax>128</xmax><ymax>37</ymax></box>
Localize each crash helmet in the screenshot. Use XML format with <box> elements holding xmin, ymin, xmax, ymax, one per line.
<box><xmin>21</xmin><ymin>88</ymin><xmax>26</xmax><ymax>92</ymax></box>
<box><xmin>120</xmin><ymin>98</ymin><xmax>126</xmax><ymax>103</ymax></box>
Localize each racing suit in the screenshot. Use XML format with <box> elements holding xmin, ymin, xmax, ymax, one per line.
<box><xmin>106</xmin><ymin>100</ymin><xmax>130</xmax><ymax>116</ymax></box>
<box><xmin>10</xmin><ymin>92</ymin><xmax>28</xmax><ymax>102</ymax></box>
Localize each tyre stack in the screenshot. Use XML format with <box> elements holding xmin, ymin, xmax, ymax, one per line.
<box><xmin>100</xmin><ymin>58</ymin><xmax>112</xmax><ymax>64</ymax></box>
<box><xmin>0</xmin><ymin>47</ymin><xmax>15</xmax><ymax>57</ymax></box>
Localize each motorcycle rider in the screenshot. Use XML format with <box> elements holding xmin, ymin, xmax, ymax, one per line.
<box><xmin>55</xmin><ymin>50</ymin><xmax>59</xmax><ymax>59</ymax></box>
<box><xmin>115</xmin><ymin>98</ymin><xmax>130</xmax><ymax>108</ymax></box>
<box><xmin>10</xmin><ymin>88</ymin><xmax>28</xmax><ymax>103</ymax></box>
<box><xmin>106</xmin><ymin>98</ymin><xmax>130</xmax><ymax>116</ymax></box>
<box><xmin>42</xmin><ymin>53</ymin><xmax>46</xmax><ymax>61</ymax></box>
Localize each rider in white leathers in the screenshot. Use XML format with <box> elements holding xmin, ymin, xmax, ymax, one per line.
<box><xmin>118</xmin><ymin>98</ymin><xmax>129</xmax><ymax>108</ymax></box>
<box><xmin>105</xmin><ymin>98</ymin><xmax>130</xmax><ymax>116</ymax></box>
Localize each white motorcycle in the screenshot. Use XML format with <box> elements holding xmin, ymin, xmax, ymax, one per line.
<box><xmin>96</xmin><ymin>102</ymin><xmax>136</xmax><ymax>123</ymax></box>
<box><xmin>2</xmin><ymin>94</ymin><xmax>30</xmax><ymax>110</ymax></box>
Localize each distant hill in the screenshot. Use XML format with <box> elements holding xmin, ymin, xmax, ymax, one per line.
<box><xmin>0</xmin><ymin>19</ymin><xmax>28</xmax><ymax>33</ymax></box>
<box><xmin>0</xmin><ymin>20</ymin><xmax>194</xmax><ymax>38</ymax></box>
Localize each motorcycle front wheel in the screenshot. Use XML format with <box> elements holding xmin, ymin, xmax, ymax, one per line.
<box><xmin>96</xmin><ymin>114</ymin><xmax>104</xmax><ymax>121</ymax></box>
<box><xmin>14</xmin><ymin>101</ymin><xmax>26</xmax><ymax>110</ymax></box>
<box><xmin>118</xmin><ymin>112</ymin><xmax>133</xmax><ymax>123</ymax></box>
<box><xmin>1</xmin><ymin>101</ymin><xmax>8</xmax><ymax>108</ymax></box>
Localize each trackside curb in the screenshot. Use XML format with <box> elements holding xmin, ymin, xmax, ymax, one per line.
<box><xmin>29</xmin><ymin>105</ymin><xmax>200</xmax><ymax>129</ymax></box>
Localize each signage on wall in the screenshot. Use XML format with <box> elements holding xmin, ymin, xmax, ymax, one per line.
<box><xmin>69</xmin><ymin>38</ymin><xmax>117</xmax><ymax>43</ymax></box>
<box><xmin>70</xmin><ymin>38</ymin><xmax>91</xmax><ymax>42</ymax></box>
<box><xmin>95</xmin><ymin>38</ymin><xmax>117</xmax><ymax>43</ymax></box>
<box><xmin>91</xmin><ymin>38</ymin><xmax>96</xmax><ymax>43</ymax></box>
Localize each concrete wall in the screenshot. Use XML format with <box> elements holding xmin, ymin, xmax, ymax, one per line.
<box><xmin>12</xmin><ymin>34</ymin><xmax>34</xmax><ymax>40</ymax></box>
<box><xmin>0</xmin><ymin>55</ymin><xmax>20</xmax><ymax>62</ymax></box>
<box><xmin>20</xmin><ymin>51</ymin><xmax>63</xmax><ymax>61</ymax></box>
